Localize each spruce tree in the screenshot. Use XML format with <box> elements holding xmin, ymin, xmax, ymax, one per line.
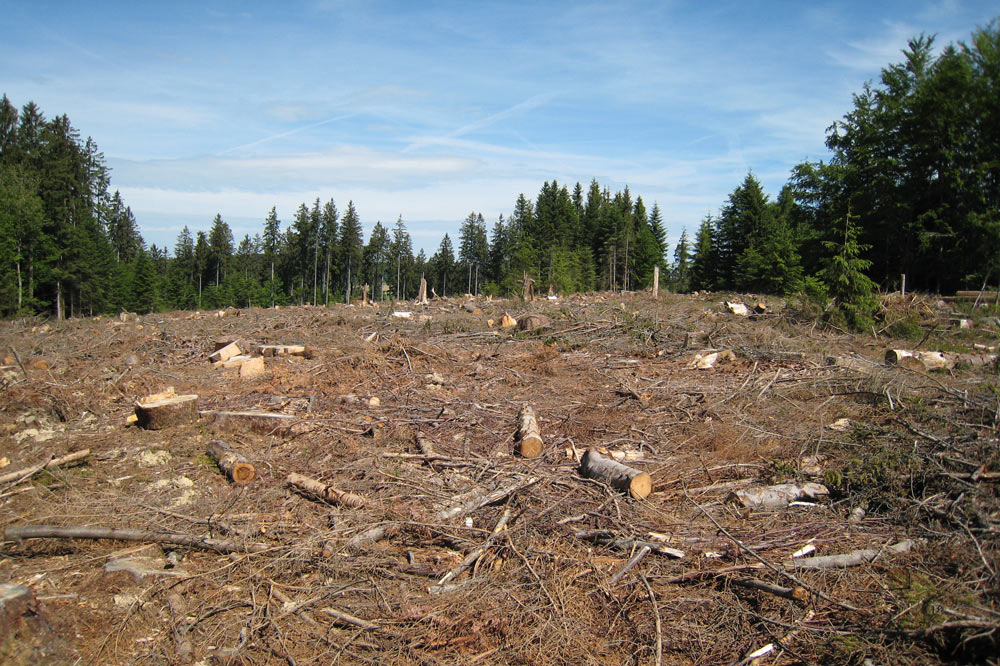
<box><xmin>823</xmin><ymin>208</ymin><xmax>878</xmax><ymax>330</ymax></box>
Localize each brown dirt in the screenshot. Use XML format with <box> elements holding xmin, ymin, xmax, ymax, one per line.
<box><xmin>1</xmin><ymin>292</ymin><xmax>997</xmax><ymax>665</ymax></box>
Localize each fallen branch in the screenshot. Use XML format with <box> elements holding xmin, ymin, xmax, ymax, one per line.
<box><xmin>287</xmin><ymin>472</ymin><xmax>367</xmax><ymax>508</ymax></box>
<box><xmin>346</xmin><ymin>476</ymin><xmax>537</xmax><ymax>550</ymax></box>
<box><xmin>430</xmin><ymin>508</ymin><xmax>512</xmax><ymax>593</ymax></box>
<box><xmin>607</xmin><ymin>545</ymin><xmax>651</xmax><ymax>586</ymax></box>
<box><xmin>0</xmin><ymin>449</ymin><xmax>90</xmax><ymax>485</ymax></box>
<box><xmin>791</xmin><ymin>540</ymin><xmax>913</xmax><ymax>569</ymax></box>
<box><xmin>3</xmin><ymin>525</ymin><xmax>269</xmax><ymax>554</ymax></box>
<box><xmin>730</xmin><ymin>577</ymin><xmax>808</xmax><ymax>601</ymax></box>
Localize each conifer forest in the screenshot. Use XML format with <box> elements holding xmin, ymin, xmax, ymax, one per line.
<box><xmin>1</xmin><ymin>24</ymin><xmax>998</xmax><ymax>325</ymax></box>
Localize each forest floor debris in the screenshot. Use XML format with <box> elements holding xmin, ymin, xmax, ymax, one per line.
<box><xmin>1</xmin><ymin>291</ymin><xmax>998</xmax><ymax>665</ymax></box>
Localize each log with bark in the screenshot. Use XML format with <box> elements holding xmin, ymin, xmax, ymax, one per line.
<box><xmin>728</xmin><ymin>482</ymin><xmax>829</xmax><ymax>510</ymax></box>
<box><xmin>135</xmin><ymin>394</ymin><xmax>199</xmax><ymax>430</ymax></box>
<box><xmin>516</xmin><ymin>405</ymin><xmax>544</xmax><ymax>458</ymax></box>
<box><xmin>287</xmin><ymin>472</ymin><xmax>367</xmax><ymax>508</ymax></box>
<box><xmin>579</xmin><ymin>448</ymin><xmax>652</xmax><ymax>499</ymax></box>
<box><xmin>3</xmin><ymin>525</ymin><xmax>269</xmax><ymax>554</ymax></box>
<box><xmin>885</xmin><ymin>349</ymin><xmax>953</xmax><ymax>372</ymax></box>
<box><xmin>203</xmin><ymin>410</ymin><xmax>298</xmax><ymax>436</ymax></box>
<box><xmin>206</xmin><ymin>440</ymin><xmax>256</xmax><ymax>484</ymax></box>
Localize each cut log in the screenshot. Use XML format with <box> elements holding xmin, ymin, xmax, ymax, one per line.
<box><xmin>500</xmin><ymin>313</ymin><xmax>517</xmax><ymax>328</ymax></box>
<box><xmin>728</xmin><ymin>482</ymin><xmax>829</xmax><ymax>510</ymax></box>
<box><xmin>135</xmin><ymin>394</ymin><xmax>199</xmax><ymax>430</ymax></box>
<box><xmin>203</xmin><ymin>410</ymin><xmax>298</xmax><ymax>437</ymax></box>
<box><xmin>726</xmin><ymin>301</ymin><xmax>750</xmax><ymax>316</ymax></box>
<box><xmin>206</xmin><ymin>440</ymin><xmax>256</xmax><ymax>484</ymax></box>
<box><xmin>258</xmin><ymin>344</ymin><xmax>310</xmax><ymax>357</ymax></box>
<box><xmin>517</xmin><ymin>405</ymin><xmax>544</xmax><ymax>458</ymax></box>
<box><xmin>238</xmin><ymin>356</ymin><xmax>265</xmax><ymax>379</ymax></box>
<box><xmin>518</xmin><ymin>314</ymin><xmax>551</xmax><ymax>332</ymax></box>
<box><xmin>579</xmin><ymin>448</ymin><xmax>652</xmax><ymax>499</ymax></box>
<box><xmin>287</xmin><ymin>472</ymin><xmax>367</xmax><ymax>508</ymax></box>
<box><xmin>885</xmin><ymin>349</ymin><xmax>953</xmax><ymax>372</ymax></box>
<box><xmin>209</xmin><ymin>341</ymin><xmax>242</xmax><ymax>364</ymax></box>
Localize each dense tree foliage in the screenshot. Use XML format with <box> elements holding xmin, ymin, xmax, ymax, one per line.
<box><xmin>2</xmin><ymin>22</ymin><xmax>997</xmax><ymax>323</ymax></box>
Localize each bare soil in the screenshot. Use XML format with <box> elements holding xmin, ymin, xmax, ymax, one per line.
<box><xmin>1</xmin><ymin>292</ymin><xmax>997</xmax><ymax>665</ymax></box>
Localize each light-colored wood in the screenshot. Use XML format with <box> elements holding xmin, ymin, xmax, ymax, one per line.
<box><xmin>0</xmin><ymin>449</ymin><xmax>90</xmax><ymax>485</ymax></box>
<box><xmin>206</xmin><ymin>440</ymin><xmax>255</xmax><ymax>484</ymax></box>
<box><xmin>652</xmin><ymin>266</ymin><xmax>659</xmax><ymax>299</ymax></box>
<box><xmin>258</xmin><ymin>344</ymin><xmax>307</xmax><ymax>357</ymax></box>
<box><xmin>885</xmin><ymin>349</ymin><xmax>953</xmax><ymax>372</ymax></box>
<box><xmin>238</xmin><ymin>356</ymin><xmax>265</xmax><ymax>379</ymax></box>
<box><xmin>517</xmin><ymin>405</ymin><xmax>544</xmax><ymax>458</ymax></box>
<box><xmin>209</xmin><ymin>341</ymin><xmax>242</xmax><ymax>364</ymax></box>
<box><xmin>791</xmin><ymin>540</ymin><xmax>913</xmax><ymax>569</ymax></box>
<box><xmin>135</xmin><ymin>394</ymin><xmax>199</xmax><ymax>430</ymax></box>
<box><xmin>286</xmin><ymin>472</ymin><xmax>367</xmax><ymax>508</ymax></box>
<box><xmin>579</xmin><ymin>448</ymin><xmax>651</xmax><ymax>499</ymax></box>
<box><xmin>416</xmin><ymin>275</ymin><xmax>428</xmax><ymax>304</ymax></box>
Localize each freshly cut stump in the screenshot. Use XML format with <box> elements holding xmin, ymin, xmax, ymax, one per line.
<box><xmin>135</xmin><ymin>394</ymin><xmax>199</xmax><ymax>430</ymax></box>
<box><xmin>579</xmin><ymin>447</ymin><xmax>651</xmax><ymax>499</ymax></box>
<box><xmin>206</xmin><ymin>440</ymin><xmax>256</xmax><ymax>484</ymax></box>
<box><xmin>517</xmin><ymin>405</ymin><xmax>544</xmax><ymax>458</ymax></box>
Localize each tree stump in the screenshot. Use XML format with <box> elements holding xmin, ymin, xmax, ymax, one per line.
<box><xmin>516</xmin><ymin>405</ymin><xmax>544</xmax><ymax>458</ymax></box>
<box><xmin>579</xmin><ymin>448</ymin><xmax>651</xmax><ymax>499</ymax></box>
<box><xmin>206</xmin><ymin>440</ymin><xmax>255</xmax><ymax>484</ymax></box>
<box><xmin>135</xmin><ymin>394</ymin><xmax>199</xmax><ymax>430</ymax></box>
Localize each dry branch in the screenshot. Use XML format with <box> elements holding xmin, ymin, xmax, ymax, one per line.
<box><xmin>579</xmin><ymin>448</ymin><xmax>651</xmax><ymax>499</ymax></box>
<box><xmin>0</xmin><ymin>449</ymin><xmax>90</xmax><ymax>485</ymax></box>
<box><xmin>286</xmin><ymin>472</ymin><xmax>367</xmax><ymax>508</ymax></box>
<box><xmin>791</xmin><ymin>540</ymin><xmax>914</xmax><ymax>569</ymax></box>
<box><xmin>3</xmin><ymin>525</ymin><xmax>269</xmax><ymax>554</ymax></box>
<box><xmin>574</xmin><ymin>530</ymin><xmax>684</xmax><ymax>558</ymax></box>
<box><xmin>206</xmin><ymin>440</ymin><xmax>255</xmax><ymax>484</ymax></box>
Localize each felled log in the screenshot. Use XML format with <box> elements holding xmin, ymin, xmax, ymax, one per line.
<box><xmin>516</xmin><ymin>405</ymin><xmax>544</xmax><ymax>458</ymax></box>
<box><xmin>726</xmin><ymin>301</ymin><xmax>750</xmax><ymax>316</ymax></box>
<box><xmin>579</xmin><ymin>448</ymin><xmax>652</xmax><ymax>499</ymax></box>
<box><xmin>573</xmin><ymin>529</ymin><xmax>683</xmax><ymax>558</ymax></box>
<box><xmin>209</xmin><ymin>341</ymin><xmax>242</xmax><ymax>364</ymax></box>
<box><xmin>518</xmin><ymin>314</ymin><xmax>551</xmax><ymax>332</ymax></box>
<box><xmin>135</xmin><ymin>394</ymin><xmax>199</xmax><ymax>430</ymax></box>
<box><xmin>206</xmin><ymin>440</ymin><xmax>255</xmax><ymax>484</ymax></box>
<box><xmin>203</xmin><ymin>410</ymin><xmax>298</xmax><ymax>436</ymax></box>
<box><xmin>286</xmin><ymin>472</ymin><xmax>367</xmax><ymax>508</ymax></box>
<box><xmin>791</xmin><ymin>540</ymin><xmax>913</xmax><ymax>569</ymax></box>
<box><xmin>258</xmin><ymin>344</ymin><xmax>311</xmax><ymax>358</ymax></box>
<box><xmin>728</xmin><ymin>482</ymin><xmax>829</xmax><ymax>510</ymax></box>
<box><xmin>0</xmin><ymin>449</ymin><xmax>90</xmax><ymax>485</ymax></box>
<box><xmin>885</xmin><ymin>349</ymin><xmax>953</xmax><ymax>372</ymax></box>
<box><xmin>3</xmin><ymin>525</ymin><xmax>269</xmax><ymax>554</ymax></box>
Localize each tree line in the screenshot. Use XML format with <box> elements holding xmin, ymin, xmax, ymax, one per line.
<box><xmin>1</xmin><ymin>21</ymin><xmax>996</xmax><ymax>325</ymax></box>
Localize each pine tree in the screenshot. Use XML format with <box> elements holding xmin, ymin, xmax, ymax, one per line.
<box><xmin>672</xmin><ymin>228</ymin><xmax>691</xmax><ymax>293</ymax></box>
<box><xmin>690</xmin><ymin>215</ymin><xmax>718</xmax><ymax>291</ymax></box>
<box><xmin>823</xmin><ymin>208</ymin><xmax>878</xmax><ymax>330</ymax></box>
<box><xmin>207</xmin><ymin>214</ymin><xmax>233</xmax><ymax>289</ymax></box>
<box><xmin>339</xmin><ymin>201</ymin><xmax>363</xmax><ymax>303</ymax></box>
<box><xmin>390</xmin><ymin>216</ymin><xmax>413</xmax><ymax>300</ymax></box>
<box><xmin>648</xmin><ymin>203</ymin><xmax>668</xmax><ymax>267</ymax></box>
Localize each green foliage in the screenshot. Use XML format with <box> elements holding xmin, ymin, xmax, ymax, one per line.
<box><xmin>823</xmin><ymin>209</ymin><xmax>879</xmax><ymax>330</ymax></box>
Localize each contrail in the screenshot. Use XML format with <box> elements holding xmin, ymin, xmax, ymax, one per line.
<box><xmin>218</xmin><ymin>112</ymin><xmax>359</xmax><ymax>154</ymax></box>
<box><xmin>403</xmin><ymin>92</ymin><xmax>556</xmax><ymax>153</ymax></box>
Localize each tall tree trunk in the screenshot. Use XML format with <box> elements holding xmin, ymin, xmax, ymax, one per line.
<box><xmin>270</xmin><ymin>262</ymin><xmax>274</xmax><ymax>308</ymax></box>
<box><xmin>345</xmin><ymin>257</ymin><xmax>352</xmax><ymax>305</ymax></box>
<box><xmin>56</xmin><ymin>280</ymin><xmax>63</xmax><ymax>321</ymax></box>
<box><xmin>16</xmin><ymin>261</ymin><xmax>22</xmax><ymax>311</ymax></box>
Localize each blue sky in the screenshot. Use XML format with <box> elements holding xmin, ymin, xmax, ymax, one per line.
<box><xmin>2</xmin><ymin>0</ymin><xmax>997</xmax><ymax>255</ymax></box>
